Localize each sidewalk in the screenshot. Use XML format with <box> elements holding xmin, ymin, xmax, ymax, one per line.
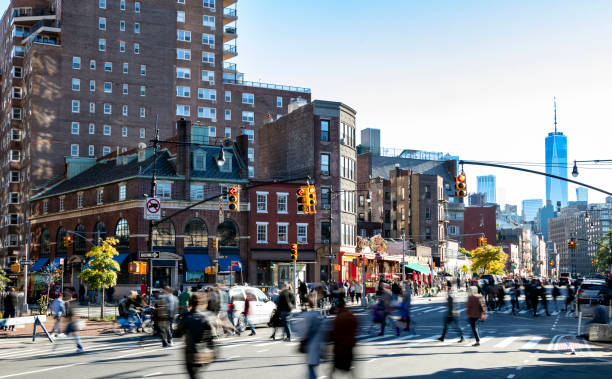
<box><xmin>0</xmin><ymin>317</ymin><xmax>115</xmax><ymax>339</ymax></box>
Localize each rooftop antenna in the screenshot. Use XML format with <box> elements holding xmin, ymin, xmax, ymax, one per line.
<box><xmin>553</xmin><ymin>96</ymin><xmax>557</xmax><ymax>133</ymax></box>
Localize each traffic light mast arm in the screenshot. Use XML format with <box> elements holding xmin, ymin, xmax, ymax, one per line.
<box><xmin>459</xmin><ymin>160</ymin><xmax>612</xmax><ymax>197</ymax></box>
<box><xmin>574</xmin><ymin>237</ymin><xmax>607</xmax><ymax>249</ymax></box>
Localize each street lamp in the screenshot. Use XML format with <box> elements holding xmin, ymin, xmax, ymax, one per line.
<box><xmin>571</xmin><ymin>159</ymin><xmax>612</xmax><ymax>178</ymax></box>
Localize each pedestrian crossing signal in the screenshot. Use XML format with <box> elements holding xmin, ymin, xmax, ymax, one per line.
<box><xmin>297</xmin><ymin>186</ymin><xmax>308</xmax><ymax>213</ymax></box>
<box><xmin>205</xmin><ymin>266</ymin><xmax>217</xmax><ymax>275</ymax></box>
<box><xmin>455</xmin><ymin>172</ymin><xmax>467</xmax><ymax>197</ymax></box>
<box><xmin>228</xmin><ymin>186</ymin><xmax>239</xmax><ymax>212</ymax></box>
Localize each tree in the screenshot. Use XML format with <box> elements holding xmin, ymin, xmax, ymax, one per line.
<box><xmin>0</xmin><ymin>267</ymin><xmax>9</xmax><ymax>291</ymax></box>
<box><xmin>78</xmin><ymin>238</ymin><xmax>121</xmax><ymax>318</ymax></box>
<box><xmin>470</xmin><ymin>244</ymin><xmax>507</xmax><ymax>275</ymax></box>
<box><xmin>458</xmin><ymin>247</ymin><xmax>472</xmax><ymax>258</ymax></box>
<box><xmin>593</xmin><ymin>231</ymin><xmax>612</xmax><ymax>273</ymax></box>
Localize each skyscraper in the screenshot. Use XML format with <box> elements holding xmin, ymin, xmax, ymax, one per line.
<box><xmin>545</xmin><ymin>98</ymin><xmax>568</xmax><ymax>208</ymax></box>
<box><xmin>477</xmin><ymin>175</ymin><xmax>496</xmax><ymax>204</ymax></box>
<box><xmin>522</xmin><ymin>199</ymin><xmax>543</xmax><ymax>222</ymax></box>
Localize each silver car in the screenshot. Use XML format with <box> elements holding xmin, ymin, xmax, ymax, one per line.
<box><xmin>577</xmin><ymin>279</ymin><xmax>606</xmax><ymax>310</ymax></box>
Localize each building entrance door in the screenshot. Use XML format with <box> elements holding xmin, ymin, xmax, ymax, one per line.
<box><xmin>153</xmin><ymin>267</ymin><xmax>171</xmax><ymax>289</ymax></box>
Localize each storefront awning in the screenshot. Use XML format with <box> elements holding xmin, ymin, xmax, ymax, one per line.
<box><xmin>218</xmin><ymin>254</ymin><xmax>242</xmax><ymax>272</ymax></box>
<box><xmin>405</xmin><ymin>263</ymin><xmax>430</xmax><ymax>274</ymax></box>
<box><xmin>51</xmin><ymin>256</ymin><xmax>67</xmax><ymax>268</ymax></box>
<box><xmin>30</xmin><ymin>258</ymin><xmax>49</xmax><ymax>272</ymax></box>
<box><xmin>184</xmin><ymin>254</ymin><xmax>211</xmax><ymax>272</ymax></box>
<box><xmin>82</xmin><ymin>253</ymin><xmax>130</xmax><ymax>271</ymax></box>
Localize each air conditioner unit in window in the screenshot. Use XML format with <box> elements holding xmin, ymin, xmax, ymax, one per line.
<box><xmin>298</xmin><ymin>238</ymin><xmax>307</xmax><ymax>244</ymax></box>
<box><xmin>210</xmin><ymin>44</ymin><xmax>215</xmax><ymax>49</ymax></box>
<box><xmin>322</xmin><ymin>204</ymin><xmax>331</xmax><ymax>210</ymax></box>
<box><xmin>339</xmin><ymin>138</ymin><xmax>345</xmax><ymax>145</ymax></box>
<box><xmin>210</xmin><ymin>62</ymin><xmax>215</xmax><ymax>67</ymax></box>
<box><xmin>210</xmin><ymin>81</ymin><xmax>215</xmax><ymax>86</ymax></box>
<box><xmin>211</xmin><ymin>99</ymin><xmax>216</xmax><ymax>104</ymax></box>
<box><xmin>211</xmin><ymin>26</ymin><xmax>216</xmax><ymax>31</ymax></box>
<box><xmin>249</xmin><ymin>121</ymin><xmax>254</xmax><ymax>126</ymax></box>
<box><xmin>323</xmin><ymin>239</ymin><xmax>330</xmax><ymax>244</ymax></box>
<box><xmin>211</xmin><ymin>8</ymin><xmax>215</xmax><ymax>12</ymax></box>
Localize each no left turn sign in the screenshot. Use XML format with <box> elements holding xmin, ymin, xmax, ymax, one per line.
<box><xmin>144</xmin><ymin>197</ymin><xmax>161</xmax><ymax>220</ymax></box>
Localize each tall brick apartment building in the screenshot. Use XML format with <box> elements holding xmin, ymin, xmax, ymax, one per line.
<box><xmin>0</xmin><ymin>0</ymin><xmax>310</xmax><ymax>266</ymax></box>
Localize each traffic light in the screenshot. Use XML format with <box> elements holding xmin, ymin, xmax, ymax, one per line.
<box><xmin>205</xmin><ymin>266</ymin><xmax>217</xmax><ymax>275</ymax></box>
<box><xmin>455</xmin><ymin>171</ymin><xmax>467</xmax><ymax>197</ymax></box>
<box><xmin>307</xmin><ymin>185</ymin><xmax>317</xmax><ymax>214</ymax></box>
<box><xmin>228</xmin><ymin>186</ymin><xmax>239</xmax><ymax>212</ymax></box>
<box><xmin>138</xmin><ymin>261</ymin><xmax>147</xmax><ymax>274</ymax></box>
<box><xmin>211</xmin><ymin>237</ymin><xmax>218</xmax><ymax>251</ymax></box>
<box><xmin>550</xmin><ymin>260</ymin><xmax>555</xmax><ymax>266</ymax></box>
<box><xmin>297</xmin><ymin>186</ymin><xmax>308</xmax><ymax>213</ymax></box>
<box><xmin>10</xmin><ymin>263</ymin><xmax>20</xmax><ymax>273</ymax></box>
<box><xmin>291</xmin><ymin>243</ymin><xmax>298</xmax><ymax>262</ymax></box>
<box><xmin>63</xmin><ymin>235</ymin><xmax>73</xmax><ymax>248</ymax></box>
<box><xmin>477</xmin><ymin>236</ymin><xmax>487</xmax><ymax>247</ymax></box>
<box><xmin>568</xmin><ymin>238</ymin><xmax>577</xmax><ymax>250</ymax></box>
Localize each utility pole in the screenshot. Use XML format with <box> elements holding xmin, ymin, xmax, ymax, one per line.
<box><xmin>147</xmin><ymin>119</ymin><xmax>159</xmax><ymax>299</ymax></box>
<box><xmin>402</xmin><ymin>232</ymin><xmax>406</xmax><ymax>283</ymax></box>
<box><xmin>22</xmin><ymin>221</ymin><xmax>30</xmax><ymax>314</ymax></box>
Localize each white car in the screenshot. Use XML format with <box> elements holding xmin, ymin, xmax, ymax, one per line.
<box><xmin>228</xmin><ymin>286</ymin><xmax>276</xmax><ymax>326</ymax></box>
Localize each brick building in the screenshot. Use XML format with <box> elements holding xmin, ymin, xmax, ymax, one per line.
<box><xmin>0</xmin><ymin>0</ymin><xmax>310</xmax><ymax>269</ymax></box>
<box><xmin>27</xmin><ymin>119</ymin><xmax>250</xmax><ymax>296</ymax></box>
<box><xmin>463</xmin><ymin>205</ymin><xmax>497</xmax><ymax>251</ymax></box>
<box><xmin>256</xmin><ymin>100</ymin><xmax>358</xmax><ymax>283</ymax></box>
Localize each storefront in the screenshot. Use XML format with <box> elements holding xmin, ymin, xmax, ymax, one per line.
<box><xmin>338</xmin><ymin>251</ymin><xmax>361</xmax><ymax>283</ymax></box>
<box><xmin>251</xmin><ymin>249</ymin><xmax>316</xmax><ymax>287</ymax></box>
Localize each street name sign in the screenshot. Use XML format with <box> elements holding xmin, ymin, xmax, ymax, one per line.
<box><xmin>144</xmin><ymin>197</ymin><xmax>161</xmax><ymax>220</ymax></box>
<box><xmin>139</xmin><ymin>251</ymin><xmax>160</xmax><ymax>259</ymax></box>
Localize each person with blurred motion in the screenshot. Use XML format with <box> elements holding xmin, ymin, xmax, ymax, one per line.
<box><xmin>538</xmin><ymin>282</ymin><xmax>551</xmax><ymax>316</ymax></box>
<box><xmin>242</xmin><ymin>294</ymin><xmax>256</xmax><ymax>336</ymax></box>
<box><xmin>373</xmin><ymin>284</ymin><xmax>392</xmax><ymax>336</ymax></box>
<box><xmin>2</xmin><ymin>287</ymin><xmax>17</xmax><ymax>331</ymax></box>
<box><xmin>466</xmin><ymin>286</ymin><xmax>487</xmax><ymax>346</ymax></box>
<box><xmin>328</xmin><ymin>296</ymin><xmax>357</xmax><ymax>378</ymax></box>
<box><xmin>300</xmin><ymin>295</ymin><xmax>324</xmax><ymax>379</ymax></box>
<box><xmin>179</xmin><ymin>287</ymin><xmax>193</xmax><ymax>314</ymax></box>
<box><xmin>564</xmin><ymin>283</ymin><xmax>575</xmax><ymax>312</ymax></box>
<box><xmin>274</xmin><ymin>283</ymin><xmax>295</xmax><ymax>341</ymax></box>
<box><xmin>175</xmin><ymin>292</ymin><xmax>216</xmax><ymax>379</ymax></box>
<box><xmin>298</xmin><ymin>280</ymin><xmax>309</xmax><ymax>311</ymax></box>
<box><xmin>154</xmin><ymin>290</ymin><xmax>172</xmax><ymax>347</ymax></box>
<box><xmin>551</xmin><ymin>282</ymin><xmax>561</xmax><ymax>313</ymax></box>
<box><xmin>437</xmin><ymin>288</ymin><xmax>465</xmax><ymax>343</ymax></box>
<box><xmin>49</xmin><ymin>295</ymin><xmax>65</xmax><ymax>337</ymax></box>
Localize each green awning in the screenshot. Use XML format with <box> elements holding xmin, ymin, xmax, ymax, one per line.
<box><xmin>404</xmin><ymin>263</ymin><xmax>430</xmax><ymax>274</ymax></box>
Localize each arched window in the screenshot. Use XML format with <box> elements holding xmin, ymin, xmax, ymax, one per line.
<box><xmin>152</xmin><ymin>220</ymin><xmax>175</xmax><ymax>247</ymax></box>
<box><xmin>74</xmin><ymin>224</ymin><xmax>86</xmax><ymax>253</ymax></box>
<box><xmin>56</xmin><ymin>227</ymin><xmax>67</xmax><ymax>254</ymax></box>
<box><xmin>115</xmin><ymin>219</ymin><xmax>130</xmax><ymax>247</ymax></box>
<box><xmin>94</xmin><ymin>221</ymin><xmax>107</xmax><ymax>244</ymax></box>
<box><xmin>40</xmin><ymin>229</ymin><xmax>50</xmax><ymax>257</ymax></box>
<box><xmin>217</xmin><ymin>219</ymin><xmax>238</xmax><ymax>247</ymax></box>
<box><xmin>184</xmin><ymin>218</ymin><xmax>208</xmax><ymax>247</ymax></box>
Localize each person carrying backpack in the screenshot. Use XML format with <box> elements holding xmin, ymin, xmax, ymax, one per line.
<box><xmin>175</xmin><ymin>292</ymin><xmax>217</xmax><ymax>379</ymax></box>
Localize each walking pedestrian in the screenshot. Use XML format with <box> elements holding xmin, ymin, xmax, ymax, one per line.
<box><xmin>530</xmin><ymin>280</ymin><xmax>540</xmax><ymax>317</ymax></box>
<box><xmin>242</xmin><ymin>294</ymin><xmax>256</xmax><ymax>336</ymax></box>
<box><xmin>466</xmin><ymin>286</ymin><xmax>487</xmax><ymax>346</ymax></box>
<box><xmin>175</xmin><ymin>292</ymin><xmax>217</xmax><ymax>379</ymax></box>
<box><xmin>437</xmin><ymin>289</ymin><xmax>465</xmax><ymax>343</ymax></box>
<box><xmin>538</xmin><ymin>282</ymin><xmax>551</xmax><ymax>316</ymax></box>
<box><xmin>509</xmin><ymin>286</ymin><xmax>518</xmax><ymax>315</ymax></box>
<box><xmin>551</xmin><ymin>282</ymin><xmax>561</xmax><ymax>313</ymax></box>
<box><xmin>63</xmin><ymin>296</ymin><xmax>85</xmax><ymax>353</ymax></box>
<box><xmin>374</xmin><ymin>285</ymin><xmax>392</xmax><ymax>336</ymax></box>
<box><xmin>496</xmin><ymin>285</ymin><xmax>505</xmax><ymax>311</ymax></box>
<box><xmin>300</xmin><ymin>295</ymin><xmax>324</xmax><ymax>379</ymax></box>
<box><xmin>564</xmin><ymin>283</ymin><xmax>575</xmax><ymax>312</ymax></box>
<box><xmin>178</xmin><ymin>286</ymin><xmax>193</xmax><ymax>314</ymax></box>
<box><xmin>354</xmin><ymin>281</ymin><xmax>363</xmax><ymax>305</ymax></box>
<box><xmin>399</xmin><ymin>282</ymin><xmax>415</xmax><ymax>334</ymax></box>
<box><xmin>2</xmin><ymin>287</ymin><xmax>17</xmax><ymax>331</ymax></box>
<box><xmin>298</xmin><ymin>280</ymin><xmax>308</xmax><ymax>311</ymax></box>
<box><xmin>328</xmin><ymin>296</ymin><xmax>357</xmax><ymax>378</ymax></box>
<box><xmin>271</xmin><ymin>283</ymin><xmax>294</xmax><ymax>341</ymax></box>
<box><xmin>153</xmin><ymin>292</ymin><xmax>172</xmax><ymax>347</ymax></box>
<box><xmin>349</xmin><ymin>281</ymin><xmax>356</xmax><ymax>303</ymax></box>
<box><xmin>48</xmin><ymin>296</ymin><xmax>65</xmax><ymax>337</ymax></box>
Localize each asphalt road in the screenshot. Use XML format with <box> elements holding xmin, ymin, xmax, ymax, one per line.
<box><xmin>1</xmin><ymin>291</ymin><xmax>610</xmax><ymax>379</ymax></box>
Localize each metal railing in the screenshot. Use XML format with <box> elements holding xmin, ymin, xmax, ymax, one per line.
<box><xmin>223</xmin><ymin>8</ymin><xmax>237</xmax><ymax>17</ymax></box>
<box><xmin>224</xmin><ymin>26</ymin><xmax>236</xmax><ymax>35</ymax></box>
<box><xmin>223</xmin><ymin>44</ymin><xmax>237</xmax><ymax>54</ymax></box>
<box><xmin>222</xmin><ymin>78</ymin><xmax>311</xmax><ymax>93</ymax></box>
<box><xmin>223</xmin><ymin>62</ymin><xmax>236</xmax><ymax>71</ymax></box>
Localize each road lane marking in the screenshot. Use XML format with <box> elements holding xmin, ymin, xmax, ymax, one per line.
<box><xmin>495</xmin><ymin>337</ymin><xmax>519</xmax><ymax>348</ymax></box>
<box><xmin>521</xmin><ymin>337</ymin><xmax>543</xmax><ymax>350</ymax></box>
<box><xmin>507</xmin><ymin>374</ymin><xmax>515</xmax><ymax>378</ymax></box>
<box><xmin>253</xmin><ymin>341</ymin><xmax>280</xmax><ymax>347</ymax></box>
<box><xmin>360</xmin><ymin>335</ymin><xmax>390</xmax><ymax>342</ymax></box>
<box><xmin>143</xmin><ymin>373</ymin><xmax>162</xmax><ymax>377</ymax></box>
<box><xmin>256</xmin><ymin>349</ymin><xmax>268</xmax><ymax>353</ymax></box>
<box><xmin>422</xmin><ymin>307</ymin><xmax>445</xmax><ymax>313</ymax></box>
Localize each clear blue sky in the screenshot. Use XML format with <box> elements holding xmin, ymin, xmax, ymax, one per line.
<box><xmin>3</xmin><ymin>0</ymin><xmax>612</xmax><ymax>210</ymax></box>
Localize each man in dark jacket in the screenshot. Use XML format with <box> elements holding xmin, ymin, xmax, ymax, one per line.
<box><xmin>175</xmin><ymin>292</ymin><xmax>216</xmax><ymax>379</ymax></box>
<box><xmin>275</xmin><ymin>283</ymin><xmax>295</xmax><ymax>341</ymax></box>
<box><xmin>328</xmin><ymin>297</ymin><xmax>357</xmax><ymax>376</ymax></box>
<box><xmin>437</xmin><ymin>290</ymin><xmax>464</xmax><ymax>342</ymax></box>
<box><xmin>298</xmin><ymin>280</ymin><xmax>308</xmax><ymax>311</ymax></box>
<box><xmin>2</xmin><ymin>287</ymin><xmax>18</xmax><ymax>331</ymax></box>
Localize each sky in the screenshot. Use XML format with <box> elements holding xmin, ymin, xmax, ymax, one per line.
<box><xmin>3</xmin><ymin>0</ymin><xmax>611</xmax><ymax>213</ymax></box>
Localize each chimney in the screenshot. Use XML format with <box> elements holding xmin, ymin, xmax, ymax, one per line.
<box><xmin>263</xmin><ymin>113</ymin><xmax>274</xmax><ymax>124</ymax></box>
<box><xmin>177</xmin><ymin>118</ymin><xmax>192</xmax><ymax>200</ymax></box>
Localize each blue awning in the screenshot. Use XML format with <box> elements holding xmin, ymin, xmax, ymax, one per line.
<box><xmin>50</xmin><ymin>256</ymin><xmax>67</xmax><ymax>268</ymax></box>
<box><xmin>30</xmin><ymin>258</ymin><xmax>49</xmax><ymax>272</ymax></box>
<box><xmin>184</xmin><ymin>254</ymin><xmax>211</xmax><ymax>272</ymax></box>
<box><xmin>82</xmin><ymin>253</ymin><xmax>130</xmax><ymax>271</ymax></box>
<box><xmin>218</xmin><ymin>254</ymin><xmax>242</xmax><ymax>272</ymax></box>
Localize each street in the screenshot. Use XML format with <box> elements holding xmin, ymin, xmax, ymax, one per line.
<box><xmin>1</xmin><ymin>292</ymin><xmax>610</xmax><ymax>379</ymax></box>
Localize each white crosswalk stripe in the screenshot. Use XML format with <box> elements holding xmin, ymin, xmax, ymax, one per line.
<box><xmin>494</xmin><ymin>336</ymin><xmax>519</xmax><ymax>348</ymax></box>
<box><xmin>521</xmin><ymin>336</ymin><xmax>543</xmax><ymax>350</ymax></box>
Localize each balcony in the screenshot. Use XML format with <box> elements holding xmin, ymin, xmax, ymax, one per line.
<box><xmin>223</xmin><ymin>62</ymin><xmax>237</xmax><ymax>73</ymax></box>
<box><xmin>222</xmin><ymin>8</ymin><xmax>237</xmax><ymax>26</ymax></box>
<box><xmin>222</xmin><ymin>77</ymin><xmax>311</xmax><ymax>94</ymax></box>
<box><xmin>223</xmin><ymin>26</ymin><xmax>237</xmax><ymax>42</ymax></box>
<box><xmin>223</xmin><ymin>44</ymin><xmax>237</xmax><ymax>60</ymax></box>
<box><xmin>11</xmin><ymin>7</ymin><xmax>57</xmax><ymax>25</ymax></box>
<box><xmin>223</xmin><ymin>0</ymin><xmax>237</xmax><ymax>8</ymax></box>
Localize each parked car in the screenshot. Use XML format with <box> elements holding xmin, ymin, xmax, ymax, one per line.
<box><xmin>227</xmin><ymin>286</ymin><xmax>276</xmax><ymax>327</ymax></box>
<box><xmin>576</xmin><ymin>279</ymin><xmax>607</xmax><ymax>310</ymax></box>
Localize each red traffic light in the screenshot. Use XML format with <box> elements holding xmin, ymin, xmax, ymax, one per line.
<box><xmin>228</xmin><ymin>187</ymin><xmax>237</xmax><ymax>195</ymax></box>
<box><xmin>456</xmin><ymin>173</ymin><xmax>466</xmax><ymax>182</ymax></box>
<box><xmin>297</xmin><ymin>188</ymin><xmax>305</xmax><ymax>196</ymax></box>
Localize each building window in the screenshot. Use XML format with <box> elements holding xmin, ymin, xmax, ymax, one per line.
<box><xmin>73</xmin><ymin>57</ymin><xmax>81</xmax><ymax>69</ymax></box>
<box><xmin>198</xmin><ymin>88</ymin><xmax>216</xmax><ymax>100</ymax></box>
<box><xmin>202</xmin><ymin>52</ymin><xmax>214</xmax><ymax>64</ymax></box>
<box><xmin>277</xmin><ymin>193</ymin><xmax>288</xmax><ymax>214</ymax></box>
<box><xmin>11</xmin><ymin>129</ymin><xmax>21</xmax><ymax>141</ymax></box>
<box><xmin>202</xmin><ymin>33</ymin><xmax>215</xmax><ymax>47</ymax></box>
<box><xmin>202</xmin><ymin>15</ymin><xmax>214</xmax><ymax>27</ymax></box>
<box><xmin>256</xmin><ymin>223</ymin><xmax>268</xmax><ymax>244</ymax></box>
<box><xmin>425</xmin><ymin>207</ymin><xmax>431</xmax><ymax>220</ymax></box>
<box><xmin>43</xmin><ymin>201</ymin><xmax>48</xmax><ymax>214</ymax></box>
<box><xmin>140</xmin><ymin>128</ymin><xmax>145</xmax><ymax>138</ymax></box>
<box><xmin>134</xmin><ymin>43</ymin><xmax>140</xmax><ymax>54</ymax></box>
<box><xmin>156</xmin><ymin>183</ymin><xmax>172</xmax><ymax>199</ymax></box>
<box><xmin>242</xmin><ymin>111</ymin><xmax>254</xmax><ymax>123</ymax></box>
<box><xmin>71</xmin><ymin>144</ymin><xmax>79</xmax><ymax>156</ymax></box>
<box><xmin>276</xmin><ymin>97</ymin><xmax>282</xmax><ymax>107</ymax></box>
<box><xmin>59</xmin><ymin>197</ymin><xmax>65</xmax><ymax>211</ymax></box>
<box><xmin>10</xmin><ymin>171</ymin><xmax>19</xmax><ymax>183</ymax></box>
<box><xmin>71</xmin><ymin>122</ymin><xmax>79</xmax><ymax>135</ymax></box>
<box><xmin>141</xmin><ymin>65</ymin><xmax>146</xmax><ymax>76</ymax></box>
<box><xmin>9</xmin><ymin>150</ymin><xmax>20</xmax><ymax>162</ymax></box>
<box><xmin>103</xmin><ymin>146</ymin><xmax>111</xmax><ymax>155</ymax></box>
<box><xmin>242</xmin><ymin>93</ymin><xmax>254</xmax><ymax>105</ymax></box>
<box><xmin>99</xmin><ymin>0</ymin><xmax>106</xmax><ymax>8</ymax></box>
<box><xmin>140</xmin><ymin>86</ymin><xmax>146</xmax><ymax>96</ymax></box>
<box><xmin>201</xmin><ymin>70</ymin><xmax>214</xmax><ymax>82</ymax></box>
<box><xmin>72</xmin><ymin>78</ymin><xmax>80</xmax><ymax>91</ymax></box>
<box><xmin>117</xmin><ymin>184</ymin><xmax>126</xmax><ymax>201</ymax></box>
<box><xmin>248</xmin><ymin>166</ymin><xmax>254</xmax><ymax>178</ymax></box>
<box><xmin>177</xmin><ymin>67</ymin><xmax>191</xmax><ymax>79</ymax></box>
<box><xmin>177</xmin><ymin>11</ymin><xmax>185</xmax><ymax>22</ymax></box>
<box><xmin>104</xmin><ymin>104</ymin><xmax>112</xmax><ymax>114</ymax></box>
<box><xmin>120</xmin><ymin>0</ymin><xmax>125</xmax><ymax>10</ymax></box>
<box><xmin>122</xmin><ymin>83</ymin><xmax>128</xmax><ymax>95</ymax></box>
<box><xmin>89</xmin><ymin>102</ymin><xmax>95</xmax><ymax>113</ymax></box>
<box><xmin>76</xmin><ymin>193</ymin><xmax>83</xmax><ymax>208</ymax></box>
<box><xmin>190</xmin><ymin>184</ymin><xmax>204</xmax><ymax>200</ymax></box>
<box><xmin>177</xmin><ymin>48</ymin><xmax>191</xmax><ymax>60</ymax></box>
<box><xmin>99</xmin><ymin>17</ymin><xmax>106</xmax><ymax>30</ymax></box>
<box><xmin>119</xmin><ymin>40</ymin><xmax>125</xmax><ymax>52</ymax></box>
<box><xmin>247</xmin><ymin>147</ymin><xmax>254</xmax><ymax>162</ymax></box>
<box><xmin>297</xmin><ymin>224</ymin><xmax>308</xmax><ymax>244</ymax></box>
<box><xmin>225</xmin><ymin>91</ymin><xmax>231</xmax><ymax>102</ymax></box>
<box><xmin>71</xmin><ymin>100</ymin><xmax>80</xmax><ymax>113</ymax></box>
<box><xmin>104</xmin><ymin>82</ymin><xmax>112</xmax><ymax>93</ymax></box>
<box><xmin>242</xmin><ymin>129</ymin><xmax>254</xmax><ymax>141</ymax></box>
<box><xmin>11</xmin><ymin>108</ymin><xmax>21</xmax><ymax>120</ymax></box>
<box><xmin>120</xmin><ymin>20</ymin><xmax>125</xmax><ymax>31</ymax></box>
<box><xmin>96</xmin><ymin>189</ymin><xmax>104</xmax><ymax>204</ymax></box>
<box><xmin>203</xmin><ymin>0</ymin><xmax>215</xmax><ymax>8</ymax></box>
<box><xmin>256</xmin><ymin>192</ymin><xmax>268</xmax><ymax>213</ymax></box>
<box><xmin>122</xmin><ymin>63</ymin><xmax>128</xmax><ymax>73</ymax></box>
<box><xmin>198</xmin><ymin>107</ymin><xmax>216</xmax><ymax>120</ymax></box>
<box><xmin>88</xmin><ymin>145</ymin><xmax>94</xmax><ymax>156</ymax></box>
<box><xmin>193</xmin><ymin>152</ymin><xmax>206</xmax><ymax>170</ymax></box>
<box><xmin>208</xmin><ymin>126</ymin><xmax>216</xmax><ymax>137</ymax></box>
<box><xmin>321</xmin><ymin>188</ymin><xmax>331</xmax><ymax>208</ymax></box>
<box><xmin>225</xmin><ymin>109</ymin><xmax>231</xmax><ymax>120</ymax></box>
<box><xmin>177</xmin><ymin>30</ymin><xmax>191</xmax><ymax>42</ymax></box>
<box><xmin>90</xmin><ymin>80</ymin><xmax>95</xmax><ymax>91</ymax></box>
<box><xmin>134</xmin><ymin>2</ymin><xmax>140</xmax><ymax>12</ymax></box>
<box><xmin>103</xmin><ymin>125</ymin><xmax>111</xmax><ymax>135</ymax></box>
<box><xmin>321</xmin><ymin>120</ymin><xmax>329</xmax><ymax>142</ymax></box>
<box><xmin>122</xmin><ymin>127</ymin><xmax>128</xmax><ymax>136</ymax></box>
<box><xmin>134</xmin><ymin>23</ymin><xmax>140</xmax><ymax>33</ymax></box>
<box><xmin>12</xmin><ymin>67</ymin><xmax>23</xmax><ymax>78</ymax></box>
<box><xmin>99</xmin><ymin>39</ymin><xmax>106</xmax><ymax>51</ymax></box>
<box><xmin>321</xmin><ymin>154</ymin><xmax>330</xmax><ymax>175</ymax></box>
<box><xmin>105</xmin><ymin>62</ymin><xmax>112</xmax><ymax>72</ymax></box>
<box><xmin>89</xmin><ymin>124</ymin><xmax>95</xmax><ymax>134</ymax></box>
<box><xmin>140</xmin><ymin>108</ymin><xmax>146</xmax><ymax>118</ymax></box>
<box><xmin>177</xmin><ymin>86</ymin><xmax>191</xmax><ymax>97</ymax></box>
<box><xmin>224</xmin><ymin>127</ymin><xmax>231</xmax><ymax>138</ymax></box>
<box><xmin>277</xmin><ymin>223</ymin><xmax>288</xmax><ymax>244</ymax></box>
<box><xmin>176</xmin><ymin>105</ymin><xmax>190</xmax><ymax>116</ymax></box>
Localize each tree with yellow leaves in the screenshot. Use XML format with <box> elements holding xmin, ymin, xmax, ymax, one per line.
<box><xmin>470</xmin><ymin>244</ymin><xmax>507</xmax><ymax>275</ymax></box>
